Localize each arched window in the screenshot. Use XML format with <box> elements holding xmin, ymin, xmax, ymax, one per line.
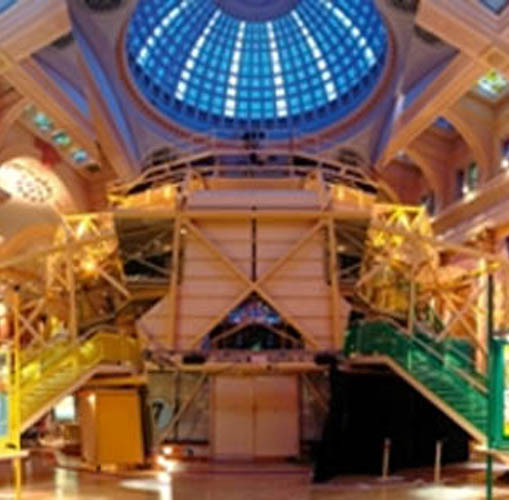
<box><xmin>500</xmin><ymin>138</ymin><xmax>509</xmax><ymax>169</ymax></box>
<box><xmin>466</xmin><ymin>162</ymin><xmax>479</xmax><ymax>192</ymax></box>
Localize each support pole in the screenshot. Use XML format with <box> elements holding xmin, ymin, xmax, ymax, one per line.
<box><xmin>327</xmin><ymin>218</ymin><xmax>342</xmax><ymax>349</ymax></box>
<box><xmin>13</xmin><ymin>457</ymin><xmax>21</xmax><ymax>500</ymax></box>
<box><xmin>65</xmin><ymin>227</ymin><xmax>78</xmax><ymax>340</ymax></box>
<box><xmin>408</xmin><ymin>264</ymin><xmax>417</xmax><ymax>336</ymax></box>
<box><xmin>381</xmin><ymin>438</ymin><xmax>391</xmax><ymax>481</ymax></box>
<box><xmin>168</xmin><ymin>216</ymin><xmax>182</xmax><ymax>349</ymax></box>
<box><xmin>11</xmin><ymin>290</ymin><xmax>21</xmax><ymax>500</ymax></box>
<box><xmin>434</xmin><ymin>440</ymin><xmax>442</xmax><ymax>484</ymax></box>
<box><xmin>487</xmin><ymin>273</ymin><xmax>495</xmax><ymax>500</ymax></box>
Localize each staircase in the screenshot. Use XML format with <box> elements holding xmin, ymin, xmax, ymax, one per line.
<box><xmin>18</xmin><ymin>332</ymin><xmax>142</xmax><ymax>432</ymax></box>
<box><xmin>345</xmin><ymin>322</ymin><xmax>488</xmax><ymax>443</ymax></box>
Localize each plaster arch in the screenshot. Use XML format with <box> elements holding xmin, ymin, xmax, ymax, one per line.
<box><xmin>441</xmin><ymin>107</ymin><xmax>492</xmax><ymax>183</ymax></box>
<box><xmin>403</xmin><ymin>147</ymin><xmax>445</xmax><ymax>210</ymax></box>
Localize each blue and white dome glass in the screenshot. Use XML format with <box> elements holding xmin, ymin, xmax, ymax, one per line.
<box><xmin>126</xmin><ymin>0</ymin><xmax>388</xmax><ymax>136</ymax></box>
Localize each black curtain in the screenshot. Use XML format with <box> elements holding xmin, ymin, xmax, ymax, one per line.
<box><xmin>313</xmin><ymin>368</ymin><xmax>469</xmax><ymax>482</ymax></box>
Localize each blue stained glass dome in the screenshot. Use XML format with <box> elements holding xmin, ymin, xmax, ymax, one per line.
<box><xmin>126</xmin><ymin>0</ymin><xmax>388</xmax><ymax>137</ymax></box>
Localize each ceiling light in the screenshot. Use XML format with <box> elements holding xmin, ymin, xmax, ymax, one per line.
<box><xmin>81</xmin><ymin>257</ymin><xmax>98</xmax><ymax>275</ymax></box>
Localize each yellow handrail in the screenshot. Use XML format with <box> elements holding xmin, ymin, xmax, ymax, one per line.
<box><xmin>19</xmin><ymin>333</ymin><xmax>142</xmax><ymax>424</ymax></box>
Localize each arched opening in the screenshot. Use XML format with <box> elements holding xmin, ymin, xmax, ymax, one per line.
<box><xmin>380</xmin><ymin>152</ymin><xmax>437</xmax><ymax>214</ymax></box>
<box><xmin>204</xmin><ymin>294</ymin><xmax>304</xmax><ymax>350</ymax></box>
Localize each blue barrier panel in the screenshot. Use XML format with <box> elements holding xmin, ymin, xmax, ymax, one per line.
<box><xmin>0</xmin><ymin>393</ymin><xmax>7</xmax><ymax>438</ymax></box>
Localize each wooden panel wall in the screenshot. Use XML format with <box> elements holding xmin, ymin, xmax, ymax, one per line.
<box><xmin>212</xmin><ymin>375</ymin><xmax>299</xmax><ymax>459</ymax></box>
<box><xmin>258</xmin><ymin>220</ymin><xmax>336</xmax><ymax>349</ymax></box>
<box><xmin>137</xmin><ymin>196</ymin><xmax>351</xmax><ymax>350</ymax></box>
<box><xmin>175</xmin><ymin>221</ymin><xmax>250</xmax><ymax>349</ymax></box>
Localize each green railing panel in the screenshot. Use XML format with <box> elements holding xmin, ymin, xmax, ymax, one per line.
<box><xmin>0</xmin><ymin>394</ymin><xmax>7</xmax><ymax>438</ymax></box>
<box><xmin>346</xmin><ymin>322</ymin><xmax>488</xmax><ymax>435</ymax></box>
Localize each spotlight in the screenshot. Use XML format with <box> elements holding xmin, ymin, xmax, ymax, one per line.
<box><xmin>162</xmin><ymin>446</ymin><xmax>174</xmax><ymax>456</ymax></box>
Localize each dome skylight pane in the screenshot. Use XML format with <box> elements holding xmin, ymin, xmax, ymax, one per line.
<box><xmin>126</xmin><ymin>0</ymin><xmax>388</xmax><ymax>136</ymax></box>
<box><xmin>477</xmin><ymin>70</ymin><xmax>508</xmax><ymax>99</ymax></box>
<box><xmin>479</xmin><ymin>0</ymin><xmax>509</xmax><ymax>14</ymax></box>
<box><xmin>0</xmin><ymin>0</ymin><xmax>16</xmax><ymax>16</ymax></box>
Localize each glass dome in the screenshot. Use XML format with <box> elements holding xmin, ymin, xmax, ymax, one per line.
<box><xmin>126</xmin><ymin>0</ymin><xmax>388</xmax><ymax>137</ymax></box>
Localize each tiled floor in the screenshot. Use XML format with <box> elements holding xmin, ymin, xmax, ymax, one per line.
<box><xmin>1</xmin><ymin>458</ymin><xmax>509</xmax><ymax>499</ymax></box>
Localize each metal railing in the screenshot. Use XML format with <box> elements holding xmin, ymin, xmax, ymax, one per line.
<box><xmin>347</xmin><ymin>321</ymin><xmax>487</xmax><ymax>395</ymax></box>
<box><xmin>20</xmin><ymin>332</ymin><xmax>142</xmax><ymax>422</ymax></box>
<box><xmin>109</xmin><ymin>148</ymin><xmax>384</xmax><ymax>200</ymax></box>
<box><xmin>0</xmin><ymin>348</ymin><xmax>10</xmax><ymax>447</ymax></box>
<box><xmin>147</xmin><ymin>127</ymin><xmax>349</xmax><ymax>159</ymax></box>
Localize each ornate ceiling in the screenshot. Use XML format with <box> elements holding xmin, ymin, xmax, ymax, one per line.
<box><xmin>0</xmin><ymin>0</ymin><xmax>507</xmax><ymax>223</ymax></box>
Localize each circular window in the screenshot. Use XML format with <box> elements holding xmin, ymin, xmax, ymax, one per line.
<box><xmin>0</xmin><ymin>163</ymin><xmax>54</xmax><ymax>204</ymax></box>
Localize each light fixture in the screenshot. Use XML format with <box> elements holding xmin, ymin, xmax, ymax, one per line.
<box><xmin>465</xmin><ymin>191</ymin><xmax>475</xmax><ymax>202</ymax></box>
<box><xmin>162</xmin><ymin>446</ymin><xmax>174</xmax><ymax>455</ymax></box>
<box><xmin>502</xmin><ymin>157</ymin><xmax>509</xmax><ymax>169</ymax></box>
<box><xmin>71</xmin><ymin>149</ymin><xmax>89</xmax><ymax>164</ymax></box>
<box><xmin>81</xmin><ymin>257</ymin><xmax>98</xmax><ymax>275</ymax></box>
<box><xmin>76</xmin><ymin>220</ymin><xmax>89</xmax><ymax>239</ymax></box>
<box><xmin>33</xmin><ymin>112</ymin><xmax>54</xmax><ymax>133</ymax></box>
<box><xmin>156</xmin><ymin>455</ymin><xmax>179</xmax><ymax>472</ymax></box>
